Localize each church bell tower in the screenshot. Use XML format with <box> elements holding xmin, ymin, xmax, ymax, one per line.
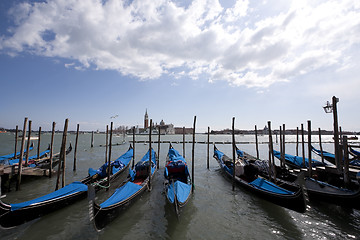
<box><xmin>144</xmin><ymin>109</ymin><xmax>149</xmax><ymax>129</ymax></box>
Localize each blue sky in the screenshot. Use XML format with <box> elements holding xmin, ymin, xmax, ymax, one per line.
<box><xmin>1</xmin><ymin>0</ymin><xmax>360</xmax><ymax>132</ymax></box>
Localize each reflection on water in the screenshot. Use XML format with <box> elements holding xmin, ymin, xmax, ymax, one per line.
<box><xmin>0</xmin><ymin>133</ymin><xmax>359</xmax><ymax>239</ymax></box>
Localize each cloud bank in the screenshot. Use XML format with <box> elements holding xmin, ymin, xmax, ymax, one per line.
<box><xmin>1</xmin><ymin>0</ymin><xmax>359</xmax><ymax>88</ymax></box>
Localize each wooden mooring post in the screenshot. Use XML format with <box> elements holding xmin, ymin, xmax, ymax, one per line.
<box><xmin>343</xmin><ymin>136</ymin><xmax>350</xmax><ymax>187</ymax></box>
<box><xmin>232</xmin><ymin>117</ymin><xmax>236</xmax><ymax>191</ymax></box>
<box><xmin>296</xmin><ymin>127</ymin><xmax>299</xmax><ymax>156</ymax></box>
<box><xmin>132</xmin><ymin>126</ymin><xmax>135</xmax><ymax>168</ymax></box>
<box><xmin>307</xmin><ymin>120</ymin><xmax>312</xmax><ymax>177</ymax></box>
<box><xmin>279</xmin><ymin>126</ymin><xmax>283</xmax><ymax>167</ymax></box>
<box><xmin>73</xmin><ymin>124</ymin><xmax>79</xmax><ymax>171</ymax></box>
<box><xmin>105</xmin><ymin>125</ymin><xmax>109</xmax><ymax>164</ymax></box>
<box><xmin>148</xmin><ymin>119</ymin><xmax>152</xmax><ymax>191</ymax></box>
<box><xmin>255</xmin><ymin>125</ymin><xmax>259</xmax><ymax>159</ymax></box>
<box><xmin>49</xmin><ymin>122</ymin><xmax>55</xmax><ymax>178</ymax></box>
<box><xmin>61</xmin><ymin>119</ymin><xmax>69</xmax><ymax>188</ymax></box>
<box><xmin>37</xmin><ymin>127</ymin><xmax>42</xmax><ymax>159</ymax></box>
<box><xmin>301</xmin><ymin>124</ymin><xmax>305</xmax><ymax>168</ymax></box>
<box><xmin>24</xmin><ymin>120</ymin><xmax>32</xmax><ymax>166</ymax></box>
<box><xmin>282</xmin><ymin>124</ymin><xmax>286</xmax><ymax>168</ymax></box>
<box><xmin>183</xmin><ymin>126</ymin><xmax>186</xmax><ymax>158</ymax></box>
<box><xmin>318</xmin><ymin>127</ymin><xmax>324</xmax><ymax>164</ymax></box>
<box><xmin>91</xmin><ymin>131</ymin><xmax>94</xmax><ymax>148</ymax></box>
<box><xmin>13</xmin><ymin>125</ymin><xmax>18</xmax><ymax>160</ymax></box>
<box><xmin>107</xmin><ymin>122</ymin><xmax>113</xmax><ymax>191</ymax></box>
<box><xmin>157</xmin><ymin>126</ymin><xmax>160</xmax><ymax>169</ymax></box>
<box><xmin>192</xmin><ymin>116</ymin><xmax>196</xmax><ymax>193</ymax></box>
<box><xmin>16</xmin><ymin>117</ymin><xmax>28</xmax><ymax>191</ymax></box>
<box><xmin>267</xmin><ymin>121</ymin><xmax>276</xmax><ymax>182</ymax></box>
<box><xmin>207</xmin><ymin>126</ymin><xmax>210</xmax><ymax>170</ymax></box>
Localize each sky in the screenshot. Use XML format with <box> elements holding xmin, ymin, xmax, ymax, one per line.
<box><xmin>1</xmin><ymin>0</ymin><xmax>360</xmax><ymax>133</ymax></box>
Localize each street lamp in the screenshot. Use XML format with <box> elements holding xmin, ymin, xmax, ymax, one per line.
<box><xmin>323</xmin><ymin>96</ymin><xmax>341</xmax><ymax>172</ymax></box>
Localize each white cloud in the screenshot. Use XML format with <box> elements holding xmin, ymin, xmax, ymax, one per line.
<box><xmin>1</xmin><ymin>0</ymin><xmax>359</xmax><ymax>88</ymax></box>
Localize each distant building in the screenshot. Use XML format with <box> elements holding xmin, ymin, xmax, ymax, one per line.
<box><xmin>174</xmin><ymin>127</ymin><xmax>193</xmax><ymax>134</ymax></box>
<box><xmin>144</xmin><ymin>109</ymin><xmax>149</xmax><ymax>129</ymax></box>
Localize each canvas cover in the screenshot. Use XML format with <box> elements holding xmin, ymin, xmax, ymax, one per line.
<box><xmin>10</xmin><ymin>182</ymin><xmax>88</xmax><ymax>211</ymax></box>
<box><xmin>311</xmin><ymin>146</ymin><xmax>335</xmax><ymax>159</ymax></box>
<box><xmin>249</xmin><ymin>178</ymin><xmax>294</xmax><ymax>195</ymax></box>
<box><xmin>7</xmin><ymin>149</ymin><xmax>50</xmax><ymax>165</ymax></box>
<box><xmin>100</xmin><ymin>182</ymin><xmax>142</xmax><ymax>208</ymax></box>
<box><xmin>167</xmin><ymin>180</ymin><xmax>192</xmax><ymax>204</ymax></box>
<box><xmin>88</xmin><ymin>147</ymin><xmax>133</xmax><ymax>178</ymax></box>
<box><xmin>0</xmin><ymin>145</ymin><xmax>34</xmax><ymax>162</ymax></box>
<box><xmin>273</xmin><ymin>150</ymin><xmax>326</xmax><ymax>168</ymax></box>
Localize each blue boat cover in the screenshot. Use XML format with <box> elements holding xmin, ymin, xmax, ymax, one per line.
<box><xmin>100</xmin><ymin>182</ymin><xmax>142</xmax><ymax>208</ymax></box>
<box><xmin>167</xmin><ymin>180</ymin><xmax>192</xmax><ymax>204</ymax></box>
<box><xmin>88</xmin><ymin>147</ymin><xmax>133</xmax><ymax>178</ymax></box>
<box><xmin>236</xmin><ymin>149</ymin><xmax>244</xmax><ymax>158</ymax></box>
<box><xmin>214</xmin><ymin>148</ymin><xmax>233</xmax><ymax>175</ymax></box>
<box><xmin>7</xmin><ymin>149</ymin><xmax>50</xmax><ymax>165</ymax></box>
<box><xmin>168</xmin><ymin>148</ymin><xmax>187</xmax><ymax>163</ymax></box>
<box><xmin>249</xmin><ymin>178</ymin><xmax>294</xmax><ymax>195</ymax></box>
<box><xmin>273</xmin><ymin>150</ymin><xmax>326</xmax><ymax>168</ymax></box>
<box><xmin>311</xmin><ymin>146</ymin><xmax>335</xmax><ymax>159</ymax></box>
<box><xmin>0</xmin><ymin>146</ymin><xmax>34</xmax><ymax>162</ymax></box>
<box><xmin>350</xmin><ymin>147</ymin><xmax>360</xmax><ymax>157</ymax></box>
<box><xmin>10</xmin><ymin>182</ymin><xmax>88</xmax><ymax>211</ymax></box>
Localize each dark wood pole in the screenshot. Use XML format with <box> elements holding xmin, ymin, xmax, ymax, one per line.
<box><xmin>49</xmin><ymin>122</ymin><xmax>55</xmax><ymax>178</ymax></box>
<box><xmin>268</xmin><ymin>121</ymin><xmax>276</xmax><ymax>182</ymax></box>
<box><xmin>132</xmin><ymin>126</ymin><xmax>135</xmax><ymax>169</ymax></box>
<box><xmin>255</xmin><ymin>125</ymin><xmax>259</xmax><ymax>159</ymax></box>
<box><xmin>61</xmin><ymin>119</ymin><xmax>69</xmax><ymax>188</ymax></box>
<box><xmin>318</xmin><ymin>128</ymin><xmax>324</xmax><ymax>163</ymax></box>
<box><xmin>279</xmin><ymin>126</ymin><xmax>283</xmax><ymax>167</ymax></box>
<box><xmin>296</xmin><ymin>127</ymin><xmax>299</xmax><ymax>156</ymax></box>
<box><xmin>24</xmin><ymin>121</ymin><xmax>32</xmax><ymax>166</ymax></box>
<box><xmin>148</xmin><ymin>119</ymin><xmax>152</xmax><ymax>191</ymax></box>
<box><xmin>37</xmin><ymin>127</ymin><xmax>41</xmax><ymax>159</ymax></box>
<box><xmin>107</xmin><ymin>122</ymin><xmax>113</xmax><ymax>190</ymax></box>
<box><xmin>192</xmin><ymin>116</ymin><xmax>196</xmax><ymax>193</ymax></box>
<box><xmin>157</xmin><ymin>126</ymin><xmax>160</xmax><ymax>169</ymax></box>
<box><xmin>91</xmin><ymin>131</ymin><xmax>94</xmax><ymax>148</ymax></box>
<box><xmin>232</xmin><ymin>117</ymin><xmax>236</xmax><ymax>191</ymax></box>
<box><xmin>282</xmin><ymin>124</ymin><xmax>286</xmax><ymax>168</ymax></box>
<box><xmin>307</xmin><ymin>120</ymin><xmax>312</xmax><ymax>177</ymax></box>
<box><xmin>301</xmin><ymin>124</ymin><xmax>305</xmax><ymax>168</ymax></box>
<box><xmin>56</xmin><ymin>119</ymin><xmax>68</xmax><ymax>190</ymax></box>
<box><xmin>73</xmin><ymin>124</ymin><xmax>79</xmax><ymax>171</ymax></box>
<box><xmin>105</xmin><ymin>125</ymin><xmax>108</xmax><ymax>164</ymax></box>
<box><xmin>13</xmin><ymin>125</ymin><xmax>18</xmax><ymax>159</ymax></box>
<box><xmin>207</xmin><ymin>126</ymin><xmax>210</xmax><ymax>169</ymax></box>
<box><xmin>16</xmin><ymin>117</ymin><xmax>28</xmax><ymax>191</ymax></box>
<box><xmin>183</xmin><ymin>126</ymin><xmax>186</xmax><ymax>158</ymax></box>
<box><xmin>343</xmin><ymin>136</ymin><xmax>350</xmax><ymax>187</ymax></box>
<box><xmin>332</xmin><ymin>96</ymin><xmax>341</xmax><ymax>172</ymax></box>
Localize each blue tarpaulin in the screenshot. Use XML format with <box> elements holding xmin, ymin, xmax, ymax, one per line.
<box><xmin>167</xmin><ymin>180</ymin><xmax>192</xmax><ymax>204</ymax></box>
<box><xmin>88</xmin><ymin>147</ymin><xmax>133</xmax><ymax>178</ymax></box>
<box><xmin>273</xmin><ymin>150</ymin><xmax>326</xmax><ymax>168</ymax></box>
<box><xmin>100</xmin><ymin>182</ymin><xmax>142</xmax><ymax>208</ymax></box>
<box><xmin>0</xmin><ymin>146</ymin><xmax>34</xmax><ymax>162</ymax></box>
<box><xmin>249</xmin><ymin>178</ymin><xmax>294</xmax><ymax>195</ymax></box>
<box><xmin>7</xmin><ymin>149</ymin><xmax>50</xmax><ymax>165</ymax></box>
<box><xmin>10</xmin><ymin>182</ymin><xmax>88</xmax><ymax>211</ymax></box>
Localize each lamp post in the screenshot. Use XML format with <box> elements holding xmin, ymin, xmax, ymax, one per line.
<box><xmin>323</xmin><ymin>96</ymin><xmax>341</xmax><ymax>172</ymax></box>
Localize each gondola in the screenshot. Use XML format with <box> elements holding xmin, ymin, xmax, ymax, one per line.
<box><xmin>213</xmin><ymin>145</ymin><xmax>306</xmax><ymax>213</ymax></box>
<box><xmin>265</xmin><ymin>150</ymin><xmax>360</xmax><ymax>209</ymax></box>
<box><xmin>91</xmin><ymin>148</ymin><xmax>157</xmax><ymax>231</ymax></box>
<box><xmin>6</xmin><ymin>145</ymin><xmax>51</xmax><ymax>166</ymax></box>
<box><xmin>0</xmin><ymin>142</ymin><xmax>34</xmax><ymax>163</ymax></box>
<box><xmin>273</xmin><ymin>149</ymin><xmax>326</xmax><ymax>169</ymax></box>
<box><xmin>164</xmin><ymin>144</ymin><xmax>192</xmax><ymax>216</ymax></box>
<box><xmin>0</xmin><ymin>145</ymin><xmax>133</xmax><ymax>229</ymax></box>
<box><xmin>312</xmin><ymin>145</ymin><xmax>360</xmax><ymax>169</ymax></box>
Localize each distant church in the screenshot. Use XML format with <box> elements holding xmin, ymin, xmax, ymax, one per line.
<box><xmin>142</xmin><ymin>109</ymin><xmax>175</xmax><ymax>134</ymax></box>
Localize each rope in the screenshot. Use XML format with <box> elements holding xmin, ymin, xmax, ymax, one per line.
<box><xmin>92</xmin><ymin>182</ymin><xmax>110</xmax><ymax>189</ymax></box>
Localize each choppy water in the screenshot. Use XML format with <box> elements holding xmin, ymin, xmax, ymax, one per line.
<box><xmin>0</xmin><ymin>132</ymin><xmax>359</xmax><ymax>240</ymax></box>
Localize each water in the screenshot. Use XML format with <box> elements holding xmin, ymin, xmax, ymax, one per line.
<box><xmin>0</xmin><ymin>132</ymin><xmax>359</xmax><ymax>239</ymax></box>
